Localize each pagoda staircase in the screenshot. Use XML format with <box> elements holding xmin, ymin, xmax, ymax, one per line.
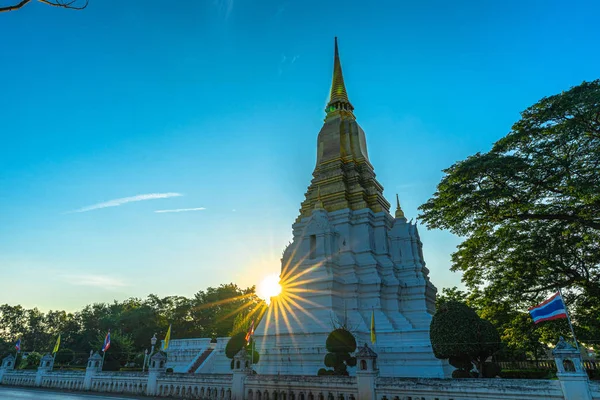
<box><xmin>187</xmin><ymin>348</ymin><xmax>214</xmax><ymax>373</ymax></box>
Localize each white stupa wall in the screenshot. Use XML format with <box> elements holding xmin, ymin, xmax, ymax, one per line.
<box><xmin>253</xmin><ymin>206</ymin><xmax>449</xmax><ymax>378</ymax></box>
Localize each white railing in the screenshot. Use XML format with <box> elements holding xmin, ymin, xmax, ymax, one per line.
<box><xmin>375</xmin><ymin>377</ymin><xmax>565</xmax><ymax>400</ymax></box>
<box><xmin>40</xmin><ymin>370</ymin><xmax>85</xmax><ymax>391</ymax></box>
<box><xmin>90</xmin><ymin>372</ymin><xmax>147</xmax><ymax>395</ymax></box>
<box><xmin>156</xmin><ymin>373</ymin><xmax>232</xmax><ymax>398</ymax></box>
<box><xmin>1</xmin><ymin>370</ymin><xmax>36</xmax><ymax>387</ymax></box>
<box><xmin>246</xmin><ymin>375</ymin><xmax>357</xmax><ymax>400</ymax></box>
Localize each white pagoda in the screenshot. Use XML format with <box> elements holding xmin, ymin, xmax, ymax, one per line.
<box><xmin>252</xmin><ymin>38</ymin><xmax>451</xmax><ymax>378</ymax></box>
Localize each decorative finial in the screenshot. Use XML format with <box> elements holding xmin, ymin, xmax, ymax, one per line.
<box><xmin>395</xmin><ymin>194</ymin><xmax>405</xmax><ymax>218</ymax></box>
<box><xmin>326</xmin><ymin>37</ymin><xmax>353</xmax><ymax>115</ymax></box>
<box><xmin>314</xmin><ymin>186</ymin><xmax>324</xmax><ymax>210</ymax></box>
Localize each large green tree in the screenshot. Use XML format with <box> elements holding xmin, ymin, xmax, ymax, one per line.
<box><xmin>430</xmin><ymin>301</ymin><xmax>501</xmax><ymax>378</ymax></box>
<box><xmin>420</xmin><ymin>80</ymin><xmax>600</xmax><ymax>343</ymax></box>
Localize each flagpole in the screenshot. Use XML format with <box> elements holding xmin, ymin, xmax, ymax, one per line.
<box><xmin>102</xmin><ymin>349</ymin><xmax>106</xmax><ymax>371</ymax></box>
<box><xmin>558</xmin><ymin>288</ymin><xmax>580</xmax><ymax>352</ymax></box>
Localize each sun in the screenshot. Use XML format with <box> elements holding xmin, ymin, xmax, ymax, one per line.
<box><xmin>258</xmin><ymin>274</ymin><xmax>282</xmax><ymax>304</ymax></box>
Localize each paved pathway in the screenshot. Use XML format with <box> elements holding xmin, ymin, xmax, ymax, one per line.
<box><xmin>0</xmin><ymin>386</ymin><xmax>156</xmax><ymax>399</ymax></box>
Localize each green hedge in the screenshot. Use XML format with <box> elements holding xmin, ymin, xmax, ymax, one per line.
<box><xmin>588</xmin><ymin>369</ymin><xmax>600</xmax><ymax>380</ymax></box>
<box><xmin>499</xmin><ymin>369</ymin><xmax>554</xmax><ymax>379</ymax></box>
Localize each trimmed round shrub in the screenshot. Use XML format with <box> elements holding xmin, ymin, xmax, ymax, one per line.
<box><xmin>449</xmin><ymin>356</ymin><xmax>472</xmax><ymax>371</ymax></box>
<box><xmin>249</xmin><ymin>350</ymin><xmax>260</xmax><ymax>364</ymax></box>
<box><xmin>452</xmin><ymin>369</ymin><xmax>471</xmax><ymax>378</ymax></box>
<box><xmin>225</xmin><ymin>332</ymin><xmax>247</xmax><ymax>359</ymax></box>
<box><xmin>346</xmin><ymin>356</ymin><xmax>357</xmax><ymax>367</ymax></box>
<box><xmin>326</xmin><ymin>328</ymin><xmax>357</xmax><ymax>353</ymax></box>
<box><xmin>483</xmin><ymin>362</ymin><xmax>502</xmax><ymax>378</ymax></box>
<box><xmin>324</xmin><ymin>353</ymin><xmax>338</xmax><ymax>368</ymax></box>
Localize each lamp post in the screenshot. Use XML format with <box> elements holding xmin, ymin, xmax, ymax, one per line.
<box><xmin>146</xmin><ymin>333</ymin><xmax>157</xmax><ymax>370</ymax></box>
<box><xmin>151</xmin><ymin>334</ymin><xmax>157</xmax><ymax>355</ymax></box>
<box><xmin>142</xmin><ymin>349</ymin><xmax>148</xmax><ymax>372</ymax></box>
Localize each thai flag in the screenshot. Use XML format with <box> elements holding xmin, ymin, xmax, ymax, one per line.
<box><xmin>528</xmin><ymin>292</ymin><xmax>568</xmax><ymax>324</ymax></box>
<box><xmin>245</xmin><ymin>319</ymin><xmax>255</xmax><ymax>344</ymax></box>
<box><xmin>15</xmin><ymin>339</ymin><xmax>21</xmax><ymax>352</ymax></box>
<box><xmin>102</xmin><ymin>330</ymin><xmax>111</xmax><ymax>352</ymax></box>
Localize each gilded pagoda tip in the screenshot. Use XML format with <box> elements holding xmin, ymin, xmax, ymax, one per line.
<box><xmin>395</xmin><ymin>194</ymin><xmax>405</xmax><ymax>219</ymax></box>
<box><xmin>326</xmin><ymin>37</ymin><xmax>353</xmax><ymax>115</ymax></box>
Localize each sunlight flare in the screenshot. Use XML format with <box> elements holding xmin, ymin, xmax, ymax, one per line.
<box><xmin>257</xmin><ymin>274</ymin><xmax>282</xmax><ymax>304</ymax></box>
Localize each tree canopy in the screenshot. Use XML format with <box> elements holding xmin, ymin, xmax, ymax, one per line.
<box><xmin>430</xmin><ymin>301</ymin><xmax>501</xmax><ymax>377</ymax></box>
<box><xmin>0</xmin><ymin>283</ymin><xmax>265</xmax><ymax>369</ymax></box>
<box><xmin>420</xmin><ymin>80</ymin><xmax>600</xmax><ymax>345</ymax></box>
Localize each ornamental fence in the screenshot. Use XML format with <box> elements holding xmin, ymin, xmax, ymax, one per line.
<box><xmin>0</xmin><ymin>344</ymin><xmax>598</xmax><ymax>400</ymax></box>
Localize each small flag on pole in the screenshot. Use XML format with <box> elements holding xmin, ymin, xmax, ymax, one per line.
<box><xmin>163</xmin><ymin>325</ymin><xmax>172</xmax><ymax>351</ymax></box>
<box><xmin>102</xmin><ymin>330</ymin><xmax>111</xmax><ymax>352</ymax></box>
<box><xmin>15</xmin><ymin>339</ymin><xmax>21</xmax><ymax>353</ymax></box>
<box><xmin>53</xmin><ymin>334</ymin><xmax>61</xmax><ymax>354</ymax></box>
<box><xmin>245</xmin><ymin>319</ymin><xmax>255</xmax><ymax>345</ymax></box>
<box><xmin>528</xmin><ymin>292</ymin><xmax>568</xmax><ymax>324</ymax></box>
<box><xmin>370</xmin><ymin>309</ymin><xmax>376</xmax><ymax>344</ymax></box>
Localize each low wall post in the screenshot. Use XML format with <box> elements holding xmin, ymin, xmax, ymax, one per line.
<box><xmin>553</xmin><ymin>336</ymin><xmax>593</xmax><ymax>400</ymax></box>
<box><xmin>147</xmin><ymin>351</ymin><xmax>167</xmax><ymax>396</ymax></box>
<box><xmin>35</xmin><ymin>353</ymin><xmax>54</xmax><ymax>387</ymax></box>
<box><xmin>84</xmin><ymin>351</ymin><xmax>103</xmax><ymax>390</ymax></box>
<box><xmin>356</xmin><ymin>343</ymin><xmax>378</xmax><ymax>400</ymax></box>
<box><xmin>232</xmin><ymin>348</ymin><xmax>251</xmax><ymax>400</ymax></box>
<box><xmin>0</xmin><ymin>354</ymin><xmax>16</xmax><ymax>384</ymax></box>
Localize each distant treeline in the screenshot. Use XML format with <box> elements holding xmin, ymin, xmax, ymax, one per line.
<box><xmin>0</xmin><ymin>283</ymin><xmax>265</xmax><ymax>369</ymax></box>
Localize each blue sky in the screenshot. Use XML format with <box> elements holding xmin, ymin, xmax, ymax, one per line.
<box><xmin>0</xmin><ymin>0</ymin><xmax>598</xmax><ymax>311</ymax></box>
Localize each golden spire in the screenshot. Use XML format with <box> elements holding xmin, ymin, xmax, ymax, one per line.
<box><xmin>314</xmin><ymin>186</ymin><xmax>324</xmax><ymax>210</ymax></box>
<box><xmin>395</xmin><ymin>194</ymin><xmax>405</xmax><ymax>219</ymax></box>
<box><xmin>295</xmin><ymin>38</ymin><xmax>391</xmax><ymax>222</ymax></box>
<box><xmin>326</xmin><ymin>37</ymin><xmax>353</xmax><ymax>115</ymax></box>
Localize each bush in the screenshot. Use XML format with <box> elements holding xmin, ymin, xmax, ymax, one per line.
<box><xmin>326</xmin><ymin>329</ymin><xmax>357</xmax><ymax>353</ymax></box>
<box><xmin>21</xmin><ymin>352</ymin><xmax>42</xmax><ymax>370</ymax></box>
<box><xmin>225</xmin><ymin>332</ymin><xmax>260</xmax><ymax>367</ymax></box>
<box><xmin>430</xmin><ymin>301</ymin><xmax>501</xmax><ymax>378</ymax></box>
<box><xmin>483</xmin><ymin>362</ymin><xmax>502</xmax><ymax>378</ymax></box>
<box><xmin>449</xmin><ymin>356</ymin><xmax>473</xmax><ymax>371</ymax></box>
<box><xmin>166</xmin><ymin>367</ymin><xmax>174</xmax><ymax>374</ymax></box>
<box><xmin>452</xmin><ymin>369</ymin><xmax>471</xmax><ymax>378</ymax></box>
<box><xmin>55</xmin><ymin>348</ymin><xmax>75</xmax><ymax>365</ymax></box>
<box><xmin>319</xmin><ymin>328</ymin><xmax>357</xmax><ymax>376</ymax></box>
<box><xmin>132</xmin><ymin>352</ymin><xmax>146</xmax><ymax>368</ymax></box>
<box><xmin>225</xmin><ymin>332</ymin><xmax>247</xmax><ymax>359</ymax></box>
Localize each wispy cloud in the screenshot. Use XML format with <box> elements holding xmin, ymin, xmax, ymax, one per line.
<box><xmin>69</xmin><ymin>193</ymin><xmax>183</xmax><ymax>213</ymax></box>
<box><xmin>274</xmin><ymin>4</ymin><xmax>285</xmax><ymax>19</ymax></box>
<box><xmin>278</xmin><ymin>53</ymin><xmax>300</xmax><ymax>76</ymax></box>
<box><xmin>154</xmin><ymin>207</ymin><xmax>206</xmax><ymax>213</ymax></box>
<box><xmin>214</xmin><ymin>0</ymin><xmax>234</xmax><ymax>19</ymax></box>
<box><xmin>61</xmin><ymin>274</ymin><xmax>128</xmax><ymax>290</ymax></box>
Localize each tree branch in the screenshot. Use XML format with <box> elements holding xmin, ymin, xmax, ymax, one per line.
<box><xmin>0</xmin><ymin>0</ymin><xmax>88</xmax><ymax>12</ymax></box>
<box><xmin>500</xmin><ymin>212</ymin><xmax>600</xmax><ymax>230</ymax></box>
<box><xmin>0</xmin><ymin>0</ymin><xmax>31</xmax><ymax>12</ymax></box>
